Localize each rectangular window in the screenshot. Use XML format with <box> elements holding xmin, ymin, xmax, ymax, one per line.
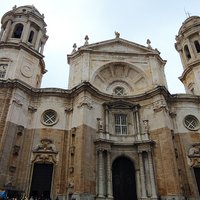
<box><xmin>0</xmin><ymin>64</ymin><xmax>8</xmax><ymax>79</ymax></box>
<box><xmin>115</xmin><ymin>114</ymin><xmax>127</xmax><ymax>134</ymax></box>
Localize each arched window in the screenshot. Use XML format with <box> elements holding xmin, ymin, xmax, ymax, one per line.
<box><xmin>184</xmin><ymin>45</ymin><xmax>191</xmax><ymax>59</ymax></box>
<box><xmin>194</xmin><ymin>40</ymin><xmax>200</xmax><ymax>53</ymax></box>
<box><xmin>12</xmin><ymin>23</ymin><xmax>24</xmax><ymax>38</ymax></box>
<box><xmin>28</xmin><ymin>30</ymin><xmax>34</xmax><ymax>43</ymax></box>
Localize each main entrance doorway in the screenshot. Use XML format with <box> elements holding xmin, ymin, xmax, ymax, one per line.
<box><xmin>30</xmin><ymin>163</ymin><xmax>53</xmax><ymax>199</ymax></box>
<box><xmin>112</xmin><ymin>157</ymin><xmax>137</xmax><ymax>200</ymax></box>
<box><xmin>194</xmin><ymin>167</ymin><xmax>200</xmax><ymax>194</ymax></box>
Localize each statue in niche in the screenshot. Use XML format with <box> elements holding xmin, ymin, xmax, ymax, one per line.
<box><xmin>97</xmin><ymin>118</ymin><xmax>103</xmax><ymax>132</ymax></box>
<box><xmin>143</xmin><ymin>120</ymin><xmax>149</xmax><ymax>133</ymax></box>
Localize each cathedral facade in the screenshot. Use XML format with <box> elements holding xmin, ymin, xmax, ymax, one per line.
<box><xmin>0</xmin><ymin>5</ymin><xmax>200</xmax><ymax>200</ymax></box>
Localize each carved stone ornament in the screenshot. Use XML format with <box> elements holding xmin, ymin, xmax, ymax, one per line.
<box><xmin>77</xmin><ymin>96</ymin><xmax>93</xmax><ymax>110</ymax></box>
<box><xmin>143</xmin><ymin>120</ymin><xmax>149</xmax><ymax>134</ymax></box>
<box><xmin>96</xmin><ymin>142</ymin><xmax>111</xmax><ymax>152</ymax></box>
<box><xmin>97</xmin><ymin>118</ymin><xmax>104</xmax><ymax>132</ymax></box>
<box><xmin>137</xmin><ymin>143</ymin><xmax>152</xmax><ymax>153</ymax></box>
<box><xmin>32</xmin><ymin>138</ymin><xmax>58</xmax><ymax>164</ymax></box>
<box><xmin>187</xmin><ymin>144</ymin><xmax>200</xmax><ymax>167</ymax></box>
<box><xmin>20</xmin><ymin>65</ymin><xmax>33</xmax><ymax>78</ymax></box>
<box><xmin>12</xmin><ymin>97</ymin><xmax>23</xmax><ymax>106</ymax></box>
<box><xmin>68</xmin><ymin>179</ymin><xmax>74</xmax><ymax>188</ymax></box>
<box><xmin>153</xmin><ymin>99</ymin><xmax>168</xmax><ymax>112</ymax></box>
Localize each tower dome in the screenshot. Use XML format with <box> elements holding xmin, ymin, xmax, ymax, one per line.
<box><xmin>0</xmin><ymin>5</ymin><xmax>48</xmax><ymax>88</ymax></box>
<box><xmin>178</xmin><ymin>16</ymin><xmax>200</xmax><ymax>36</ymax></box>
<box><xmin>175</xmin><ymin>16</ymin><xmax>200</xmax><ymax>95</ymax></box>
<box><xmin>0</xmin><ymin>5</ymin><xmax>48</xmax><ymax>54</ymax></box>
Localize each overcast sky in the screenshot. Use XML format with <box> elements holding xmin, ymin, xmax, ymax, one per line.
<box><xmin>1</xmin><ymin>0</ymin><xmax>200</xmax><ymax>94</ymax></box>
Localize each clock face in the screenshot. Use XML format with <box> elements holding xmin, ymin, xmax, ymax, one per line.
<box><xmin>21</xmin><ymin>65</ymin><xmax>33</xmax><ymax>78</ymax></box>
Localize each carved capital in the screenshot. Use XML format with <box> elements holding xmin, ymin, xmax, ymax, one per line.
<box><xmin>153</xmin><ymin>99</ymin><xmax>168</xmax><ymax>112</ymax></box>
<box><xmin>96</xmin><ymin>142</ymin><xmax>111</xmax><ymax>152</ymax></box>
<box><xmin>12</xmin><ymin>98</ymin><xmax>23</xmax><ymax>106</ymax></box>
<box><xmin>28</xmin><ymin>105</ymin><xmax>37</xmax><ymax>112</ymax></box>
<box><xmin>65</xmin><ymin>107</ymin><xmax>73</xmax><ymax>113</ymax></box>
<box><xmin>137</xmin><ymin>143</ymin><xmax>152</xmax><ymax>153</ymax></box>
<box><xmin>77</xmin><ymin>96</ymin><xmax>93</xmax><ymax>110</ymax></box>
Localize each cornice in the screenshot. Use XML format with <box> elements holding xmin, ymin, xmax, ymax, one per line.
<box><xmin>170</xmin><ymin>93</ymin><xmax>200</xmax><ymax>103</ymax></box>
<box><xmin>0</xmin><ymin>42</ymin><xmax>46</xmax><ymax>73</ymax></box>
<box><xmin>1</xmin><ymin>79</ymin><xmax>199</xmax><ymax>104</ymax></box>
<box><xmin>0</xmin><ymin>42</ymin><xmax>44</xmax><ymax>59</ymax></box>
<box><xmin>67</xmin><ymin>49</ymin><xmax>164</xmax><ymax>65</ymax></box>
<box><xmin>179</xmin><ymin>60</ymin><xmax>200</xmax><ymax>82</ymax></box>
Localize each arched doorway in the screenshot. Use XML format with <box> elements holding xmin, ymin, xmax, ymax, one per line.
<box><xmin>194</xmin><ymin>167</ymin><xmax>200</xmax><ymax>194</ymax></box>
<box><xmin>112</xmin><ymin>157</ymin><xmax>137</xmax><ymax>200</ymax></box>
<box><xmin>29</xmin><ymin>163</ymin><xmax>53</xmax><ymax>199</ymax></box>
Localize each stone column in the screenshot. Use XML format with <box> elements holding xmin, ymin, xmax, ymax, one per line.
<box><xmin>186</xmin><ymin>38</ymin><xmax>195</xmax><ymax>58</ymax></box>
<box><xmin>98</xmin><ymin>149</ymin><xmax>104</xmax><ymax>198</ymax></box>
<box><xmin>106</xmin><ymin>151</ymin><xmax>113</xmax><ymax>198</ymax></box>
<box><xmin>1</xmin><ymin>20</ymin><xmax>12</xmax><ymax>42</ymax></box>
<box><xmin>139</xmin><ymin>153</ymin><xmax>147</xmax><ymax>198</ymax></box>
<box><xmin>134</xmin><ymin>106</ymin><xmax>141</xmax><ymax>141</ymax></box>
<box><xmin>0</xmin><ymin>27</ymin><xmax>4</xmax><ymax>40</ymax></box>
<box><xmin>22</xmin><ymin>21</ymin><xmax>31</xmax><ymax>43</ymax></box>
<box><xmin>105</xmin><ymin>107</ymin><xmax>109</xmax><ymax>133</ymax></box>
<box><xmin>148</xmin><ymin>151</ymin><xmax>157</xmax><ymax>198</ymax></box>
<box><xmin>136</xmin><ymin>169</ymin><xmax>141</xmax><ymax>199</ymax></box>
<box><xmin>35</xmin><ymin>30</ymin><xmax>42</xmax><ymax>50</ymax></box>
<box><xmin>40</xmin><ymin>42</ymin><xmax>45</xmax><ymax>54</ymax></box>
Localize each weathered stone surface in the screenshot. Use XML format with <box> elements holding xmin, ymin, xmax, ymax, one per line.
<box><xmin>0</xmin><ymin>5</ymin><xmax>200</xmax><ymax>200</ymax></box>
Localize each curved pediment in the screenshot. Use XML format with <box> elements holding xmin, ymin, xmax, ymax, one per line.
<box><xmin>103</xmin><ymin>100</ymin><xmax>137</xmax><ymax>109</ymax></box>
<box><xmin>91</xmin><ymin>62</ymin><xmax>149</xmax><ymax>95</ymax></box>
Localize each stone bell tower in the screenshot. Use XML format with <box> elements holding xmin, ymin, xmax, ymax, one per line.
<box><xmin>0</xmin><ymin>5</ymin><xmax>48</xmax><ymax>88</ymax></box>
<box><xmin>175</xmin><ymin>16</ymin><xmax>200</xmax><ymax>95</ymax></box>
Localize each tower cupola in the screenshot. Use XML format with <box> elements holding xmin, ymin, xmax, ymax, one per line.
<box><xmin>0</xmin><ymin>5</ymin><xmax>48</xmax><ymax>54</ymax></box>
<box><xmin>0</xmin><ymin>5</ymin><xmax>48</xmax><ymax>88</ymax></box>
<box><xmin>175</xmin><ymin>16</ymin><xmax>200</xmax><ymax>95</ymax></box>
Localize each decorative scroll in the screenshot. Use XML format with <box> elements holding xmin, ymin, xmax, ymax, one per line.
<box><xmin>32</xmin><ymin>138</ymin><xmax>58</xmax><ymax>164</ymax></box>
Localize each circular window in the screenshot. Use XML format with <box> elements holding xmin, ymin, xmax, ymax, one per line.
<box><xmin>114</xmin><ymin>87</ymin><xmax>125</xmax><ymax>96</ymax></box>
<box><xmin>184</xmin><ymin>115</ymin><xmax>200</xmax><ymax>131</ymax></box>
<box><xmin>41</xmin><ymin>109</ymin><xmax>58</xmax><ymax>126</ymax></box>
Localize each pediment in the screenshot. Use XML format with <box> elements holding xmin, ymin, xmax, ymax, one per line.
<box><xmin>103</xmin><ymin>100</ymin><xmax>136</xmax><ymax>109</ymax></box>
<box><xmin>79</xmin><ymin>38</ymin><xmax>157</xmax><ymax>54</ymax></box>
